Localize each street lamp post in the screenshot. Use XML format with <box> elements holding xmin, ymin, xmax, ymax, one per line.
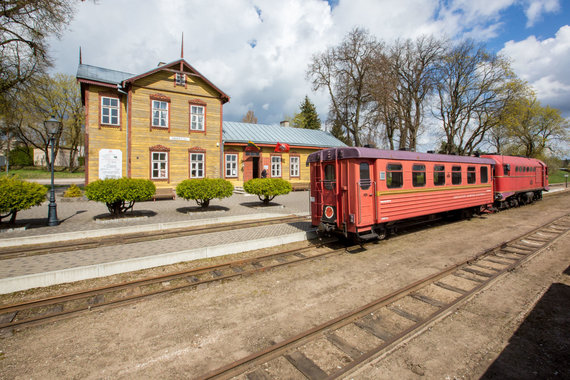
<box><xmin>45</xmin><ymin>117</ymin><xmax>61</xmax><ymax>226</ymax></box>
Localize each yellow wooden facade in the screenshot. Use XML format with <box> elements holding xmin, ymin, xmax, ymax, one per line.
<box><xmin>79</xmin><ymin>59</ymin><xmax>229</xmax><ymax>189</ymax></box>
<box><xmin>223</xmin><ymin>144</ymin><xmax>317</xmax><ymax>189</ymax></box>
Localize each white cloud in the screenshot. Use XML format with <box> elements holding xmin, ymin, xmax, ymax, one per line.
<box><xmin>48</xmin><ymin>0</ymin><xmax>570</xmax><ymax>128</ymax></box>
<box><xmin>524</xmin><ymin>0</ymin><xmax>560</xmax><ymax>27</ymax></box>
<box><xmin>501</xmin><ymin>25</ymin><xmax>570</xmax><ymax>114</ymax></box>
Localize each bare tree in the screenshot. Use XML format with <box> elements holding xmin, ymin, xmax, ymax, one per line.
<box><xmin>10</xmin><ymin>73</ymin><xmax>83</xmax><ymax>169</ymax></box>
<box><xmin>390</xmin><ymin>36</ymin><xmax>445</xmax><ymax>151</ymax></box>
<box><xmin>242</xmin><ymin>110</ymin><xmax>258</xmax><ymax>124</ymax></box>
<box><xmin>434</xmin><ymin>40</ymin><xmax>526</xmax><ymax>155</ymax></box>
<box><xmin>307</xmin><ymin>27</ymin><xmax>383</xmax><ymax>147</ymax></box>
<box><xmin>0</xmin><ymin>0</ymin><xmax>76</xmax><ymax>96</ymax></box>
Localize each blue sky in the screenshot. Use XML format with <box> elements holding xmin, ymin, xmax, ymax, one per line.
<box><xmin>48</xmin><ymin>0</ymin><xmax>569</xmax><ymax>150</ymax></box>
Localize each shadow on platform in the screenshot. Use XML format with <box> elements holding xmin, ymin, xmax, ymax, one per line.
<box><xmin>481</xmin><ymin>275</ymin><xmax>570</xmax><ymax>379</ymax></box>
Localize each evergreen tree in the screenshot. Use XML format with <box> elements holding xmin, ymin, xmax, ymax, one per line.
<box><xmin>292</xmin><ymin>96</ymin><xmax>321</xmax><ymax>130</ymax></box>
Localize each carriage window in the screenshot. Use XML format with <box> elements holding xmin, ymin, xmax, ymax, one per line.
<box><xmin>480</xmin><ymin>166</ymin><xmax>488</xmax><ymax>183</ymax></box>
<box><xmin>452</xmin><ymin>166</ymin><xmax>462</xmax><ymax>185</ymax></box>
<box><xmin>412</xmin><ymin>164</ymin><xmax>426</xmax><ymax>187</ymax></box>
<box><xmin>434</xmin><ymin>165</ymin><xmax>445</xmax><ymax>186</ymax></box>
<box><xmin>324</xmin><ymin>164</ymin><xmax>335</xmax><ymax>190</ymax></box>
<box><xmin>467</xmin><ymin>166</ymin><xmax>476</xmax><ymax>184</ymax></box>
<box><xmin>359</xmin><ymin>163</ymin><xmax>371</xmax><ymax>190</ymax></box>
<box><xmin>387</xmin><ymin>163</ymin><xmax>403</xmax><ymax>189</ymax></box>
<box><xmin>503</xmin><ymin>164</ymin><xmax>510</xmax><ymax>176</ymax></box>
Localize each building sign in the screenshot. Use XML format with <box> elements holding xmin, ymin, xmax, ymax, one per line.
<box><xmin>99</xmin><ymin>149</ymin><xmax>122</xmax><ymax>179</ymax></box>
<box><xmin>245</xmin><ymin>151</ymin><xmax>260</xmax><ymax>157</ymax></box>
<box><xmin>170</xmin><ymin>136</ymin><xmax>190</xmax><ymax>141</ymax></box>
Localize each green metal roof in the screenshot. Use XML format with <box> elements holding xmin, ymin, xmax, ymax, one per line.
<box><xmin>223</xmin><ymin>121</ymin><xmax>346</xmax><ymax>148</ymax></box>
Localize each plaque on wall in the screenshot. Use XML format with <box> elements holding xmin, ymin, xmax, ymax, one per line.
<box><xmin>99</xmin><ymin>149</ymin><xmax>122</xmax><ymax>179</ymax></box>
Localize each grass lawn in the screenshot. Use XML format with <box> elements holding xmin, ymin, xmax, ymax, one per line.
<box><xmin>549</xmin><ymin>170</ymin><xmax>569</xmax><ymax>184</ymax></box>
<box><xmin>0</xmin><ymin>168</ymin><xmax>84</xmax><ymax>179</ymax></box>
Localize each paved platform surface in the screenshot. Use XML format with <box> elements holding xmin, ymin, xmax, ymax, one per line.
<box><xmin>0</xmin><ymin>190</ymin><xmax>314</xmax><ymax>294</ymax></box>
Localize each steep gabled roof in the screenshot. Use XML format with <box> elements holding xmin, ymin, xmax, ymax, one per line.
<box><xmin>76</xmin><ymin>59</ymin><xmax>230</xmax><ymax>103</ymax></box>
<box><xmin>223</xmin><ymin>121</ymin><xmax>347</xmax><ymax>148</ymax></box>
<box><xmin>76</xmin><ymin>64</ymin><xmax>134</xmax><ymax>86</ymax></box>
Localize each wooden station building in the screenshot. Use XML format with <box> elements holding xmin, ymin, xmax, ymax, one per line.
<box><xmin>77</xmin><ymin>58</ymin><xmax>345</xmax><ymax>192</ymax></box>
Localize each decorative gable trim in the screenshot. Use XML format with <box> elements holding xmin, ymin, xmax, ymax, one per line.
<box><xmin>149</xmin><ymin>145</ymin><xmax>170</xmax><ymax>152</ymax></box>
<box><xmin>150</xmin><ymin>93</ymin><xmax>171</xmax><ymax>102</ymax></box>
<box><xmin>188</xmin><ymin>147</ymin><xmax>206</xmax><ymax>153</ymax></box>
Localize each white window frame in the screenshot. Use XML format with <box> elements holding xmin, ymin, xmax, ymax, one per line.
<box><xmin>151</xmin><ymin>152</ymin><xmax>168</xmax><ymax>179</ymax></box>
<box><xmin>225</xmin><ymin>153</ymin><xmax>238</xmax><ymax>178</ymax></box>
<box><xmin>175</xmin><ymin>73</ymin><xmax>186</xmax><ymax>86</ymax></box>
<box><xmin>290</xmin><ymin>156</ymin><xmax>299</xmax><ymax>177</ymax></box>
<box><xmin>152</xmin><ymin>100</ymin><xmax>168</xmax><ymax>128</ymax></box>
<box><xmin>101</xmin><ymin>96</ymin><xmax>119</xmax><ymax>125</ymax></box>
<box><xmin>271</xmin><ymin>156</ymin><xmax>281</xmax><ymax>177</ymax></box>
<box><xmin>190</xmin><ymin>105</ymin><xmax>205</xmax><ymax>131</ymax></box>
<box><xmin>190</xmin><ymin>153</ymin><xmax>205</xmax><ymax>178</ymax></box>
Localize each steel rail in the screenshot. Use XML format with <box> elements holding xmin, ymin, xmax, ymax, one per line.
<box><xmin>0</xmin><ymin>215</ymin><xmax>310</xmax><ymax>260</ymax></box>
<box><xmin>198</xmin><ymin>213</ymin><xmax>569</xmax><ymax>380</ymax></box>
<box><xmin>0</xmin><ymin>241</ymin><xmax>342</xmax><ymax>330</ymax></box>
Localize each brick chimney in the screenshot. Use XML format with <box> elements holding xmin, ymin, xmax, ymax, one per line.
<box><xmin>280</xmin><ymin>120</ymin><xmax>290</xmax><ymax>127</ymax></box>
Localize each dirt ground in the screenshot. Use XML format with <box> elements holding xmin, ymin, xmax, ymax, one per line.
<box><xmin>0</xmin><ymin>191</ymin><xmax>568</xmax><ymax>379</ymax></box>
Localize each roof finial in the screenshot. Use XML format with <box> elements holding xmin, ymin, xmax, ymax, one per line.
<box><xmin>79</xmin><ymin>46</ymin><xmax>82</xmax><ymax>64</ymax></box>
<box><xmin>181</xmin><ymin>32</ymin><xmax>184</xmax><ymax>59</ymax></box>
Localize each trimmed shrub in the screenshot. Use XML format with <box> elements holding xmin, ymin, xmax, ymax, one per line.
<box><xmin>176</xmin><ymin>178</ymin><xmax>233</xmax><ymax>208</ymax></box>
<box><xmin>63</xmin><ymin>184</ymin><xmax>83</xmax><ymax>198</ymax></box>
<box><xmin>85</xmin><ymin>178</ymin><xmax>156</xmax><ymax>217</ymax></box>
<box><xmin>8</xmin><ymin>146</ymin><xmax>33</xmax><ymax>167</ymax></box>
<box><xmin>0</xmin><ymin>177</ymin><xmax>48</xmax><ymax>224</ymax></box>
<box><xmin>243</xmin><ymin>178</ymin><xmax>292</xmax><ymax>204</ymax></box>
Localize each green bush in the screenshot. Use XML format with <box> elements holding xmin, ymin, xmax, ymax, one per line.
<box><xmin>63</xmin><ymin>184</ymin><xmax>83</xmax><ymax>198</ymax></box>
<box><xmin>85</xmin><ymin>178</ymin><xmax>156</xmax><ymax>217</ymax></box>
<box><xmin>243</xmin><ymin>178</ymin><xmax>292</xmax><ymax>204</ymax></box>
<box><xmin>0</xmin><ymin>176</ymin><xmax>48</xmax><ymax>224</ymax></box>
<box><xmin>176</xmin><ymin>178</ymin><xmax>233</xmax><ymax>208</ymax></box>
<box><xmin>9</xmin><ymin>146</ymin><xmax>33</xmax><ymax>167</ymax></box>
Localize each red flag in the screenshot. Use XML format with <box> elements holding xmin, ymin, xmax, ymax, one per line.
<box><xmin>274</xmin><ymin>142</ymin><xmax>290</xmax><ymax>152</ymax></box>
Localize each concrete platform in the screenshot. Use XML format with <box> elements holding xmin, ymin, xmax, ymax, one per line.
<box><xmin>0</xmin><ymin>191</ymin><xmax>315</xmax><ymax>295</ymax></box>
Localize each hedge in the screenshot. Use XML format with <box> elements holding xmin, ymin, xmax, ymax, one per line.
<box><xmin>176</xmin><ymin>178</ymin><xmax>233</xmax><ymax>208</ymax></box>
<box><xmin>243</xmin><ymin>178</ymin><xmax>292</xmax><ymax>204</ymax></box>
<box><xmin>0</xmin><ymin>177</ymin><xmax>48</xmax><ymax>224</ymax></box>
<box><xmin>85</xmin><ymin>178</ymin><xmax>156</xmax><ymax>217</ymax></box>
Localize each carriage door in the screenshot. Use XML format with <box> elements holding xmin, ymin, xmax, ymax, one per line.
<box><xmin>357</xmin><ymin>161</ymin><xmax>375</xmax><ymax>227</ymax></box>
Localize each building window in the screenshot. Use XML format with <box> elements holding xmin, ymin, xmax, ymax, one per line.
<box><xmin>175</xmin><ymin>73</ymin><xmax>185</xmax><ymax>86</ymax></box>
<box><xmin>452</xmin><ymin>166</ymin><xmax>462</xmax><ymax>185</ymax></box>
<box><xmin>190</xmin><ymin>105</ymin><xmax>205</xmax><ymax>131</ymax></box>
<box><xmin>481</xmin><ymin>166</ymin><xmax>488</xmax><ymax>183</ymax></box>
<box><xmin>290</xmin><ymin>156</ymin><xmax>299</xmax><ymax>177</ymax></box>
<box><xmin>467</xmin><ymin>166</ymin><xmax>476</xmax><ymax>184</ymax></box>
<box><xmin>190</xmin><ymin>153</ymin><xmax>204</xmax><ymax>178</ymax></box>
<box><xmin>271</xmin><ymin>156</ymin><xmax>281</xmax><ymax>177</ymax></box>
<box><xmin>412</xmin><ymin>164</ymin><xmax>426</xmax><ymax>187</ymax></box>
<box><xmin>101</xmin><ymin>96</ymin><xmax>119</xmax><ymax>125</ymax></box>
<box><xmin>386</xmin><ymin>163</ymin><xmax>403</xmax><ymax>188</ymax></box>
<box><xmin>152</xmin><ymin>100</ymin><xmax>168</xmax><ymax>128</ymax></box>
<box><xmin>434</xmin><ymin>165</ymin><xmax>445</xmax><ymax>186</ymax></box>
<box><xmin>225</xmin><ymin>154</ymin><xmax>238</xmax><ymax>177</ymax></box>
<box><xmin>151</xmin><ymin>152</ymin><xmax>168</xmax><ymax>179</ymax></box>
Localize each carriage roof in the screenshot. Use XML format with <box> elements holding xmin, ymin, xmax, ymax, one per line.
<box><xmin>307</xmin><ymin>147</ymin><xmax>495</xmax><ymax>165</ymax></box>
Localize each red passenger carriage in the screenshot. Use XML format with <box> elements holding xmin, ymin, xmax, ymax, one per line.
<box><xmin>308</xmin><ymin>147</ymin><xmax>495</xmax><ymax>240</ymax></box>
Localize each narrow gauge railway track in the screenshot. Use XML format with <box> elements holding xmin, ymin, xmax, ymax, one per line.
<box><xmin>200</xmin><ymin>214</ymin><xmax>570</xmax><ymax>380</ymax></box>
<box><xmin>0</xmin><ymin>214</ymin><xmax>310</xmax><ymax>260</ymax></box>
<box><xmin>0</xmin><ymin>240</ymin><xmax>345</xmax><ymax>331</ymax></box>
